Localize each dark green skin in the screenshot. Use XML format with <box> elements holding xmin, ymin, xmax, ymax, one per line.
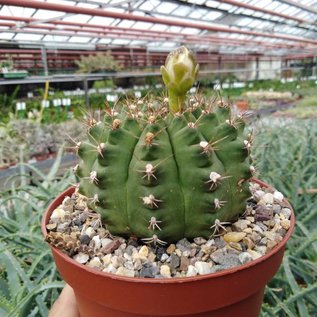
<box><xmin>76</xmin><ymin>102</ymin><xmax>252</xmax><ymax>243</ymax></box>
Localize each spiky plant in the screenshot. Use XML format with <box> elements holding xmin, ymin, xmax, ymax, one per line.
<box><xmin>75</xmin><ymin>46</ymin><xmax>253</xmax><ymax>244</ymax></box>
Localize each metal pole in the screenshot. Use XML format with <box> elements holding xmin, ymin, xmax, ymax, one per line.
<box><xmin>41</xmin><ymin>46</ymin><xmax>48</xmax><ymax>76</ymax></box>
<box><xmin>1</xmin><ymin>0</ymin><xmax>317</xmax><ymax>45</ymax></box>
<box><xmin>83</xmin><ymin>77</ymin><xmax>89</xmax><ymax>108</ymax></box>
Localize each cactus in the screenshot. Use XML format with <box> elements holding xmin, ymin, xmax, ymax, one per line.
<box><xmin>76</xmin><ymin>46</ymin><xmax>252</xmax><ymax>244</ymax></box>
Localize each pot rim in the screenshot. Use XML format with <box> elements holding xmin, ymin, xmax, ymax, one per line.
<box><xmin>42</xmin><ymin>178</ymin><xmax>295</xmax><ymax>284</ymax></box>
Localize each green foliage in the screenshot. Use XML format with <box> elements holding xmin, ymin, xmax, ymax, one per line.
<box><xmin>252</xmin><ymin>118</ymin><xmax>317</xmax><ymax>317</ymax></box>
<box><xmin>75</xmin><ymin>52</ymin><xmax>123</xmax><ymax>73</ymax></box>
<box><xmin>0</xmin><ymin>149</ymin><xmax>75</xmax><ymax>316</ymax></box>
<box><xmin>0</xmin><ymin>86</ymin><xmax>20</xmax><ymax>122</ymax></box>
<box><xmin>92</xmin><ymin>79</ymin><xmax>115</xmax><ymax>90</ymax></box>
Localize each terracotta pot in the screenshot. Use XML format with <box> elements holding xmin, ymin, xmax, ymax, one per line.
<box><xmin>42</xmin><ymin>179</ymin><xmax>295</xmax><ymax>317</ymax></box>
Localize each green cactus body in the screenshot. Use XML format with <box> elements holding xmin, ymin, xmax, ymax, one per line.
<box><xmin>76</xmin><ymin>47</ymin><xmax>252</xmax><ymax>244</ymax></box>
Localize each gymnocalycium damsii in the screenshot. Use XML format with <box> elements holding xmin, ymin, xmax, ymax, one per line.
<box><xmin>75</xmin><ymin>46</ymin><xmax>253</xmax><ymax>245</ymax></box>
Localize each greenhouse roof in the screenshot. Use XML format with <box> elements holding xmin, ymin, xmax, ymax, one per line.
<box><xmin>0</xmin><ymin>0</ymin><xmax>316</xmax><ymax>57</ymax></box>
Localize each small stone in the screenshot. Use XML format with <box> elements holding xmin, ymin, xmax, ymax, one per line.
<box><xmin>139</xmin><ymin>245</ymin><xmax>149</xmax><ymax>258</ymax></box>
<box><xmin>51</xmin><ymin>207</ymin><xmax>66</xmax><ymax>222</ymax></box>
<box><xmin>46</xmin><ymin>223</ymin><xmax>57</xmax><ymax>231</ymax></box>
<box><xmin>223</xmin><ymin>232</ymin><xmax>246</xmax><ymax>243</ymax></box>
<box><xmin>103</xmin><ymin>239</ymin><xmax>121</xmax><ymax>254</ymax></box>
<box><xmin>166</xmin><ymin>244</ymin><xmax>176</xmax><ymax>254</ymax></box>
<box><xmin>156</xmin><ymin>247</ymin><xmax>165</xmax><ymax>261</ymax></box>
<box><xmin>140</xmin><ymin>264</ymin><xmax>156</xmax><ymax>278</ymax></box>
<box><xmin>252</xmin><ymin>224</ymin><xmax>264</xmax><ymax>234</ymax></box>
<box><xmin>78</xmin><ymin>213</ymin><xmax>88</xmax><ymax>223</ymax></box>
<box><xmin>170</xmin><ymin>253</ymin><xmax>180</xmax><ymax>269</ymax></box>
<box><xmin>254</xmin><ymin>190</ymin><xmax>265</xmax><ymax>201</ymax></box>
<box><xmin>247</xmin><ymin>250</ymin><xmax>262</xmax><ymax>260</ymax></box>
<box><xmin>101</xmin><ymin>238</ymin><xmax>113</xmax><ymax>249</ymax></box>
<box><xmin>88</xmin><ymin>256</ymin><xmax>102</xmax><ymax>268</ymax></box>
<box><xmin>205</xmin><ymin>239</ymin><xmax>215</xmax><ymax>247</ymax></box>
<box><xmin>267</xmin><ymin>240</ymin><xmax>278</xmax><ymax>251</ymax></box>
<box><xmin>56</xmin><ymin>223</ymin><xmax>69</xmax><ymax>232</ymax></box>
<box><xmin>281</xmin><ymin>208</ymin><xmax>291</xmax><ymax>219</ymax></box>
<box><xmin>160</xmin><ymin>253</ymin><xmax>169</xmax><ymax>263</ymax></box>
<box><xmin>160</xmin><ymin>265</ymin><xmax>171</xmax><ymax>278</ymax></box>
<box><xmin>255</xmin><ymin>246</ymin><xmax>267</xmax><ymax>255</ymax></box>
<box><xmin>228</xmin><ymin>242</ymin><xmax>242</xmax><ymax>251</ymax></box>
<box><xmin>262</xmin><ymin>193</ymin><xmax>274</xmax><ymax>204</ymax></box>
<box><xmin>245</xmin><ymin>216</ymin><xmax>255</xmax><ymax>223</ymax></box>
<box><xmin>186</xmin><ymin>265</ymin><xmax>198</xmax><ymax>277</ymax></box>
<box><xmin>255</xmin><ymin>205</ymin><xmax>273</xmax><ymax>221</ymax></box>
<box><xmin>102</xmin><ymin>254</ymin><xmax>112</xmax><ymax>265</ymax></box>
<box><xmin>175</xmin><ymin>249</ymin><xmax>182</xmax><ymax>257</ymax></box>
<box><xmin>116</xmin><ymin>267</ymin><xmax>135</xmax><ymax>277</ymax></box>
<box><xmin>273</xmin><ymin>191</ymin><xmax>284</xmax><ymax>202</ymax></box>
<box><xmin>214</xmin><ymin>237</ymin><xmax>226</xmax><ymax>248</ymax></box>
<box><xmin>233</xmin><ymin>220</ymin><xmax>250</xmax><ymax>231</ymax></box>
<box><xmin>195</xmin><ymin>261</ymin><xmax>211</xmax><ymax>275</ymax></box>
<box><xmin>239</xmin><ymin>252</ymin><xmax>253</xmax><ymax>264</ymax></box>
<box><xmin>92</xmin><ymin>235</ymin><xmax>101</xmax><ymax>251</ymax></box>
<box><xmin>103</xmin><ymin>264</ymin><xmax>117</xmax><ymax>274</ymax></box>
<box><xmin>73</xmin><ymin>252</ymin><xmax>89</xmax><ymax>264</ymax></box>
<box><xmin>243</xmin><ymin>237</ymin><xmax>255</xmax><ymax>250</ymax></box>
<box><xmin>123</xmin><ymin>261</ymin><xmax>134</xmax><ymax>271</ymax></box>
<box><xmin>180</xmin><ymin>256</ymin><xmax>190</xmax><ymax>271</ymax></box>
<box><xmin>243</xmin><ymin>228</ymin><xmax>252</xmax><ymax>234</ymax></box>
<box><xmin>79</xmin><ymin>234</ymin><xmax>91</xmax><ymax>245</ymax></box>
<box><xmin>273</xmin><ymin>204</ymin><xmax>282</xmax><ymax>214</ymax></box>
<box><xmin>176</xmin><ymin>238</ymin><xmax>191</xmax><ymax>252</ymax></box>
<box><xmin>85</xmin><ymin>227</ymin><xmax>96</xmax><ymax>238</ymax></box>
<box><xmin>193</xmin><ymin>237</ymin><xmax>207</xmax><ymax>245</ymax></box>
<box><xmin>264</xmin><ymin>231</ymin><xmax>276</xmax><ymax>241</ymax></box>
<box><xmin>281</xmin><ymin>219</ymin><xmax>291</xmax><ymax>230</ymax></box>
<box><xmin>210</xmin><ymin>249</ymin><xmax>227</xmax><ymax>263</ymax></box>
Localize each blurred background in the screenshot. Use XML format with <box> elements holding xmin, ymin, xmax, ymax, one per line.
<box><xmin>0</xmin><ymin>1</ymin><xmax>316</xmax><ymax>316</ymax></box>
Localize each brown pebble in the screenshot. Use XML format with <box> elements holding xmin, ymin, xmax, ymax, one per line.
<box><xmin>166</xmin><ymin>244</ymin><xmax>176</xmax><ymax>254</ymax></box>
<box><xmin>102</xmin><ymin>239</ymin><xmax>121</xmax><ymax>254</ymax></box>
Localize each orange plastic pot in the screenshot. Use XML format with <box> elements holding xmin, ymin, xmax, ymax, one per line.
<box><xmin>42</xmin><ymin>179</ymin><xmax>295</xmax><ymax>317</ymax></box>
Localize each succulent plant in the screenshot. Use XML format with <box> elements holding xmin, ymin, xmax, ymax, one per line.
<box><xmin>75</xmin><ymin>46</ymin><xmax>253</xmax><ymax>244</ymax></box>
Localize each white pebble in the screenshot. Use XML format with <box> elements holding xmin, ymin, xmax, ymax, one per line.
<box><xmin>273</xmin><ymin>191</ymin><xmax>284</xmax><ymax>202</ymax></box>
<box><xmin>102</xmin><ymin>254</ymin><xmax>112</xmax><ymax>266</ymax></box>
<box><xmin>281</xmin><ymin>219</ymin><xmax>291</xmax><ymax>230</ymax></box>
<box><xmin>194</xmin><ymin>261</ymin><xmax>211</xmax><ymax>275</ymax></box>
<box><xmin>262</xmin><ymin>193</ymin><xmax>274</xmax><ymax>205</ymax></box>
<box><xmin>103</xmin><ymin>264</ymin><xmax>117</xmax><ymax>274</ymax></box>
<box><xmin>186</xmin><ymin>265</ymin><xmax>198</xmax><ymax>277</ymax></box>
<box><xmin>73</xmin><ymin>252</ymin><xmax>89</xmax><ymax>264</ymax></box>
<box><xmin>254</xmin><ymin>190</ymin><xmax>265</xmax><ymax>201</ymax></box>
<box><xmin>281</xmin><ymin>208</ymin><xmax>291</xmax><ymax>219</ymax></box>
<box><xmin>88</xmin><ymin>257</ymin><xmax>101</xmax><ymax>268</ymax></box>
<box><xmin>51</xmin><ymin>207</ymin><xmax>66</xmax><ymax>222</ymax></box>
<box><xmin>160</xmin><ymin>265</ymin><xmax>171</xmax><ymax>278</ymax></box>
<box><xmin>160</xmin><ymin>253</ymin><xmax>169</xmax><ymax>262</ymax></box>
<box><xmin>85</xmin><ymin>227</ymin><xmax>96</xmax><ymax>238</ymax></box>
<box><xmin>116</xmin><ymin>267</ymin><xmax>135</xmax><ymax>277</ymax></box>
<box><xmin>238</xmin><ymin>252</ymin><xmax>252</xmax><ymax>264</ymax></box>
<box><xmin>101</xmin><ymin>238</ymin><xmax>113</xmax><ymax>248</ymax></box>
<box><xmin>92</xmin><ymin>236</ymin><xmax>101</xmax><ymax>251</ymax></box>
<box><xmin>247</xmin><ymin>250</ymin><xmax>262</xmax><ymax>260</ymax></box>
<box><xmin>138</xmin><ymin>245</ymin><xmax>149</xmax><ymax>258</ymax></box>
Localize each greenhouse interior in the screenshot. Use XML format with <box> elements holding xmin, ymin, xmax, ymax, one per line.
<box><xmin>0</xmin><ymin>0</ymin><xmax>316</xmax><ymax>316</ymax></box>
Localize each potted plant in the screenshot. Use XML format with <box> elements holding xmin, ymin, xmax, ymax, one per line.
<box><xmin>42</xmin><ymin>47</ymin><xmax>294</xmax><ymax>317</ymax></box>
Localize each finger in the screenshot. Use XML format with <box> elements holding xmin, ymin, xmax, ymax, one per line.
<box><xmin>49</xmin><ymin>284</ymin><xmax>79</xmax><ymax>317</ymax></box>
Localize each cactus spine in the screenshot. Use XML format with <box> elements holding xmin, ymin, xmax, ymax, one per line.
<box><xmin>76</xmin><ymin>46</ymin><xmax>252</xmax><ymax>244</ymax></box>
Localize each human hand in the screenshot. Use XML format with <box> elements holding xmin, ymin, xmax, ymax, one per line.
<box><xmin>49</xmin><ymin>284</ymin><xmax>79</xmax><ymax>317</ymax></box>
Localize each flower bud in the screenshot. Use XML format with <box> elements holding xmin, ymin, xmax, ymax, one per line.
<box><xmin>160</xmin><ymin>46</ymin><xmax>199</xmax><ymax>113</ymax></box>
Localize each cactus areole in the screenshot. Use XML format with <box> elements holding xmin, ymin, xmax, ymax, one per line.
<box><xmin>76</xmin><ymin>46</ymin><xmax>252</xmax><ymax>244</ymax></box>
